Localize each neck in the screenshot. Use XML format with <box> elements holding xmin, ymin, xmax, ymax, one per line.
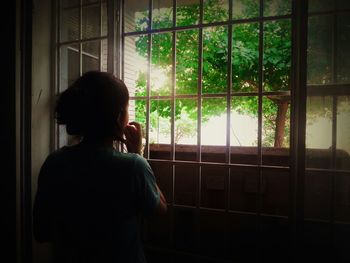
<box><xmin>81</xmin><ymin>136</ymin><xmax>114</xmax><ymax>148</ymax></box>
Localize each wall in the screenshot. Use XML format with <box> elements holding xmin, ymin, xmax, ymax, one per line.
<box><xmin>31</xmin><ymin>0</ymin><xmax>54</xmax><ymax>262</ymax></box>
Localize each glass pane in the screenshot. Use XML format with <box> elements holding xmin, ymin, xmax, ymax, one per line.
<box><xmin>203</xmin><ymin>0</ymin><xmax>229</xmax><ymax>24</ymax></box>
<box><xmin>82</xmin><ymin>41</ymin><xmax>100</xmax><ymax>73</ymax></box>
<box><xmin>264</xmin><ymin>0</ymin><xmax>291</xmax><ymax>17</ymax></box>
<box><xmin>82</xmin><ymin>4</ymin><xmax>100</xmax><ymax>39</ymax></box>
<box><xmin>308</xmin><ymin>0</ymin><xmax>335</xmax><ymax>13</ymax></box>
<box><xmin>175</xmin><ymin>99</ymin><xmax>197</xmax><ymax>161</ymax></box>
<box><xmin>261</xmin><ymin>168</ymin><xmax>289</xmax><ymax>216</ymax></box>
<box><xmin>174</xmin><ymin>164</ymin><xmax>199</xmax><ymax>206</ymax></box>
<box><xmin>304</xmin><ymin>170</ymin><xmax>331</xmax><ymax>220</ymax></box>
<box><xmin>60</xmin><ymin>44</ymin><xmax>80</xmax><ymax>92</ymax></box>
<box><xmin>232</xmin><ymin>23</ymin><xmax>259</xmax><ymax>93</ymax></box>
<box><xmin>230</xmin><ymin>166</ymin><xmax>258</xmax><ymax>212</ymax></box>
<box><xmin>262</xmin><ymin>96</ymin><xmax>290</xmax><ymax>148</ymax></box>
<box><xmin>307</xmin><ymin>15</ymin><xmax>333</xmax><ymax>85</ymax></box>
<box><xmin>176</xmin><ymin>29</ymin><xmax>198</xmax><ymax>95</ymax></box>
<box><xmin>232</xmin><ymin>0</ymin><xmax>259</xmax><ymax>19</ymax></box>
<box><xmin>60</xmin><ymin>0</ymin><xmax>79</xmax><ymax>8</ymax></box>
<box><xmin>124</xmin><ymin>0</ymin><xmax>149</xmax><ymax>32</ymax></box>
<box><xmin>177</xmin><ymin>0</ymin><xmax>200</xmax><ymax>26</ymax></box>
<box><xmin>149</xmin><ymin>162</ymin><xmax>173</xmax><ymax>203</ymax></box>
<box><xmin>60</xmin><ymin>7</ymin><xmax>79</xmax><ymax>42</ymax></box>
<box><xmin>151</xmin><ymin>33</ymin><xmax>172</xmax><ymax>96</ymax></box>
<box><xmin>101</xmin><ymin>39</ymin><xmax>108</xmax><ymax>72</ymax></box>
<box><xmin>101</xmin><ymin>1</ymin><xmax>108</xmax><ymax>36</ymax></box>
<box><xmin>336</xmin><ymin>96</ymin><xmax>350</xmax><ymax>170</ymax></box>
<box><xmin>201</xmin><ymin>97</ymin><xmax>227</xmax><ymax>163</ymax></box>
<box><xmin>132</xmin><ymin>98</ymin><xmax>147</xmax><ymax>142</ymax></box>
<box><xmin>149</xmin><ymin>100</ymin><xmax>171</xmax><ymax>159</ymax></box>
<box><xmin>336</xmin><ymin>14</ymin><xmax>350</xmax><ymax>84</ymax></box>
<box><xmin>201</xmin><ymin>166</ymin><xmax>227</xmax><ymax>209</ymax></box>
<box><xmin>152</xmin><ymin>0</ymin><xmax>173</xmax><ymax>29</ymax></box>
<box><xmin>305</xmin><ymin>96</ymin><xmax>333</xmax><ymax>169</ymax></box>
<box><xmin>335</xmin><ymin>172</ymin><xmax>350</xmax><ymax>222</ymax></box>
<box><xmin>124</xmin><ymin>35</ymin><xmax>148</xmax><ymax>97</ymax></box>
<box><xmin>263</xmin><ymin>19</ymin><xmax>291</xmax><ymax>92</ymax></box>
<box><xmin>203</xmin><ymin>26</ymin><xmax>228</xmax><ymax>94</ymax></box>
<box><xmin>231</xmin><ymin>96</ymin><xmax>258</xmax><ymax>164</ymax></box>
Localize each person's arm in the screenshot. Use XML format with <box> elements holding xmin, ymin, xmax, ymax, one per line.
<box><xmin>124</xmin><ymin>121</ymin><xmax>143</xmax><ymax>155</ymax></box>
<box><xmin>154</xmin><ymin>184</ymin><xmax>168</xmax><ymax>215</ymax></box>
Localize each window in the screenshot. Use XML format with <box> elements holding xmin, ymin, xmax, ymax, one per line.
<box><xmin>57</xmin><ymin>0</ymin><xmax>108</xmax><ymax>146</ymax></box>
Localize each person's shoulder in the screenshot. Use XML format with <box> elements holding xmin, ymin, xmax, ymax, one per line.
<box><xmin>43</xmin><ymin>146</ymin><xmax>71</xmax><ymax>165</ymax></box>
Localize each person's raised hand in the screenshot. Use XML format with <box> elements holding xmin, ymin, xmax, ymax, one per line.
<box><xmin>124</xmin><ymin>121</ymin><xmax>143</xmax><ymax>154</ymax></box>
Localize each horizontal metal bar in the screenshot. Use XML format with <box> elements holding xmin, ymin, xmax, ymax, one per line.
<box><xmin>307</xmin><ymin>84</ymin><xmax>350</xmax><ymax>96</ymax></box>
<box><xmin>58</xmin><ymin>36</ymin><xmax>108</xmax><ymax>46</ymax></box>
<box><xmin>148</xmin><ymin>158</ymin><xmax>291</xmax><ymax>170</ymax></box>
<box><xmin>306</xmin><ymin>168</ymin><xmax>350</xmax><ymax>175</ymax></box>
<box><xmin>130</xmin><ymin>91</ymin><xmax>291</xmax><ymax>100</ymax></box>
<box><xmin>124</xmin><ymin>14</ymin><xmax>292</xmax><ymax>37</ymax></box>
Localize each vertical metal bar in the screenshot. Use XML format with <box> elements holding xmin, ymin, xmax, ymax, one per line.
<box><xmin>56</xmin><ymin>0</ymin><xmax>61</xmax><ymax>148</ymax></box>
<box><xmin>198</xmin><ymin>0</ymin><xmax>203</xmax><ymax>163</ymax></box>
<box><xmin>144</xmin><ymin>0</ymin><xmax>153</xmax><ymax>159</ymax></box>
<box><xmin>115</xmin><ymin>0</ymin><xmax>122</xmax><ymax>77</ymax></box>
<box><xmin>79</xmin><ymin>0</ymin><xmax>82</xmax><ymax>76</ymax></box>
<box><xmin>226</xmin><ymin>0</ymin><xmax>232</xmax><ymax>165</ymax></box>
<box><xmin>257</xmin><ymin>1</ymin><xmax>264</xmax><ymax>261</ymax></box>
<box><xmin>99</xmin><ymin>0</ymin><xmax>102</xmax><ymax>71</ymax></box>
<box><xmin>171</xmin><ymin>0</ymin><xmax>176</xmax><ymax>161</ymax></box>
<box><xmin>20</xmin><ymin>0</ymin><xmax>33</xmax><ymax>262</ymax></box>
<box><xmin>107</xmin><ymin>0</ymin><xmax>117</xmax><ymax>75</ymax></box>
<box><xmin>121</xmin><ymin>0</ymin><xmax>125</xmax><ymax>81</ymax></box>
<box><xmin>290</xmin><ymin>0</ymin><xmax>308</xmax><ymax>261</ymax></box>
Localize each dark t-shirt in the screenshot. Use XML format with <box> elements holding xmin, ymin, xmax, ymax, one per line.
<box><xmin>33</xmin><ymin>143</ymin><xmax>160</xmax><ymax>263</ymax></box>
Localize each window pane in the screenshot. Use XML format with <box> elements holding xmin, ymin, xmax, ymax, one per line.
<box><xmin>307</xmin><ymin>15</ymin><xmax>333</xmax><ymax>85</ymax></box>
<box><xmin>203</xmin><ymin>26</ymin><xmax>228</xmax><ymax>94</ymax></box>
<box><xmin>131</xmin><ymin>99</ymin><xmax>147</xmax><ymax>153</ymax></box>
<box><xmin>151</xmin><ymin>33</ymin><xmax>172</xmax><ymax>96</ymax></box>
<box><xmin>152</xmin><ymin>0</ymin><xmax>173</xmax><ymax>29</ymax></box>
<box><xmin>124</xmin><ymin>0</ymin><xmax>149</xmax><ymax>33</ymax></box>
<box><xmin>201</xmin><ymin>97</ymin><xmax>227</xmax><ymax>163</ymax></box>
<box><xmin>101</xmin><ymin>1</ymin><xmax>108</xmax><ymax>36</ymax></box>
<box><xmin>261</xmin><ymin>168</ymin><xmax>289</xmax><ymax>216</ymax></box>
<box><xmin>262</xmin><ymin>96</ymin><xmax>290</xmax><ymax>166</ymax></box>
<box><xmin>230</xmin><ymin>166</ymin><xmax>258</xmax><ymax>213</ymax></box>
<box><xmin>174</xmin><ymin>164</ymin><xmax>199</xmax><ymax>206</ymax></box>
<box><xmin>264</xmin><ymin>0</ymin><xmax>291</xmax><ymax>17</ymax></box>
<box><xmin>201</xmin><ymin>166</ymin><xmax>227</xmax><ymax>209</ymax></box>
<box><xmin>82</xmin><ymin>41</ymin><xmax>100</xmax><ymax>73</ymax></box>
<box><xmin>60</xmin><ymin>0</ymin><xmax>79</xmax><ymax>8</ymax></box>
<box><xmin>263</xmin><ymin>19</ymin><xmax>291</xmax><ymax>92</ymax></box>
<box><xmin>149</xmin><ymin>100</ymin><xmax>171</xmax><ymax>159</ymax></box>
<box><xmin>231</xmin><ymin>96</ymin><xmax>258</xmax><ymax>164</ymax></box>
<box><xmin>305</xmin><ymin>96</ymin><xmax>333</xmax><ymax>169</ymax></box>
<box><xmin>336</xmin><ymin>14</ymin><xmax>350</xmax><ymax>84</ymax></box>
<box><xmin>101</xmin><ymin>39</ymin><xmax>108</xmax><ymax>72</ymax></box>
<box><xmin>175</xmin><ymin>99</ymin><xmax>197</xmax><ymax>161</ymax></box>
<box><xmin>177</xmin><ymin>0</ymin><xmax>200</xmax><ymax>26</ymax></box>
<box><xmin>232</xmin><ymin>0</ymin><xmax>259</xmax><ymax>20</ymax></box>
<box><xmin>60</xmin><ymin>44</ymin><xmax>80</xmax><ymax>92</ymax></box>
<box><xmin>60</xmin><ymin>6</ymin><xmax>79</xmax><ymax>42</ymax></box>
<box><xmin>308</xmin><ymin>0</ymin><xmax>350</xmax><ymax>13</ymax></box>
<box><xmin>336</xmin><ymin>96</ymin><xmax>350</xmax><ymax>170</ymax></box>
<box><xmin>124</xmin><ymin>35</ymin><xmax>148</xmax><ymax>97</ymax></box>
<box><xmin>82</xmin><ymin>4</ymin><xmax>100</xmax><ymax>39</ymax></box>
<box><xmin>203</xmin><ymin>0</ymin><xmax>229</xmax><ymax>24</ymax></box>
<box><xmin>176</xmin><ymin>29</ymin><xmax>198</xmax><ymax>95</ymax></box>
<box><xmin>232</xmin><ymin>23</ymin><xmax>259</xmax><ymax>93</ymax></box>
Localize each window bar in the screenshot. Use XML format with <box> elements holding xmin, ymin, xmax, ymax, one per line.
<box><xmin>56</xmin><ymin>0</ymin><xmax>62</xmax><ymax>148</ymax></box>
<box><xmin>171</xmin><ymin>0</ymin><xmax>176</xmax><ymax>161</ymax></box>
<box><xmin>226</xmin><ymin>0</ymin><xmax>233</xmax><ymax>212</ymax></box>
<box><xmin>79</xmin><ymin>0</ymin><xmax>82</xmax><ymax>76</ymax></box>
<box><xmin>330</xmin><ymin>11</ymin><xmax>338</xmax><ymax>246</ymax></box>
<box><xmin>108</xmin><ymin>0</ymin><xmax>117</xmax><ymax>75</ymax></box>
<box><xmin>115</xmin><ymin>0</ymin><xmax>122</xmax><ymax>78</ymax></box>
<box><xmin>144</xmin><ymin>0</ymin><xmax>153</xmax><ymax>159</ymax></box>
<box><xmin>257</xmin><ymin>0</ymin><xmax>264</xmax><ymax>260</ymax></box>
<box><xmin>99</xmin><ymin>0</ymin><xmax>102</xmax><ymax>71</ymax></box>
<box><xmin>121</xmin><ymin>0</ymin><xmax>125</xmax><ymax>80</ymax></box>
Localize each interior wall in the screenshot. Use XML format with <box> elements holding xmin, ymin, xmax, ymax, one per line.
<box><xmin>31</xmin><ymin>0</ymin><xmax>54</xmax><ymax>262</ymax></box>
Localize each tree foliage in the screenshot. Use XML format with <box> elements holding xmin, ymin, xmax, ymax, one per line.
<box><xmin>133</xmin><ymin>0</ymin><xmax>292</xmax><ymax>146</ymax></box>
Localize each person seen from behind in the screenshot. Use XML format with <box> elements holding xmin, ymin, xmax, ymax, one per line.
<box><xmin>33</xmin><ymin>71</ymin><xmax>167</xmax><ymax>263</ymax></box>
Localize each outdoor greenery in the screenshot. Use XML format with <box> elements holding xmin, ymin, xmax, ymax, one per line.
<box><xmin>132</xmin><ymin>0</ymin><xmax>291</xmax><ymax>147</ymax></box>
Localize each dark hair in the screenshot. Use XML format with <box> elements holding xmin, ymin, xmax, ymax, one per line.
<box><xmin>55</xmin><ymin>71</ymin><xmax>129</xmax><ymax>141</ymax></box>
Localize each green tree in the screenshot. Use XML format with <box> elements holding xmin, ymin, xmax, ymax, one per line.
<box><xmin>134</xmin><ymin>0</ymin><xmax>291</xmax><ymax>147</ymax></box>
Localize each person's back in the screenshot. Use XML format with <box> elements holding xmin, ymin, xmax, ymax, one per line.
<box><xmin>33</xmin><ymin>71</ymin><xmax>167</xmax><ymax>263</ymax></box>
